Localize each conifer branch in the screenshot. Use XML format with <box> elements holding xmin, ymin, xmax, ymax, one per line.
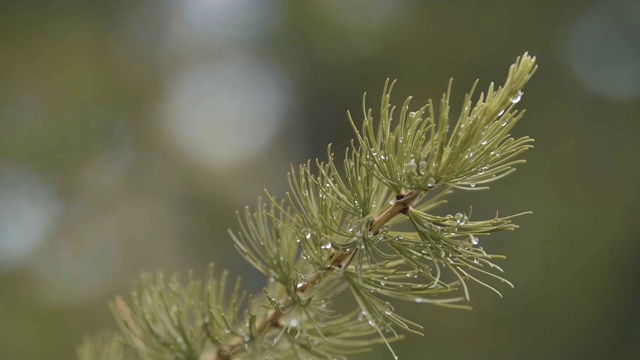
<box><xmin>79</xmin><ymin>53</ymin><xmax>537</xmax><ymax>360</ymax></box>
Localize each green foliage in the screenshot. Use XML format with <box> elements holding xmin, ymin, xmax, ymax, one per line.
<box><xmin>79</xmin><ymin>53</ymin><xmax>537</xmax><ymax>360</ymax></box>
<box><xmin>77</xmin><ymin>331</ymin><xmax>136</xmax><ymax>360</ymax></box>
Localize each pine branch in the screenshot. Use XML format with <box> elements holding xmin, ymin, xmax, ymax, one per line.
<box><xmin>80</xmin><ymin>53</ymin><xmax>537</xmax><ymax>360</ymax></box>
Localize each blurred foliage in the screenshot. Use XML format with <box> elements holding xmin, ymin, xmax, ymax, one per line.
<box><xmin>1</xmin><ymin>1</ymin><xmax>639</xmax><ymax>359</ymax></box>
<box><xmin>77</xmin><ymin>332</ymin><xmax>136</xmax><ymax>360</ymax></box>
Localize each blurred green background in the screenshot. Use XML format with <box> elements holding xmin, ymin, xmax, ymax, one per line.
<box><xmin>1</xmin><ymin>1</ymin><xmax>639</xmax><ymax>359</ymax></box>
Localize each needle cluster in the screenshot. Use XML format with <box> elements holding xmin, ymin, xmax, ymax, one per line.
<box><xmin>78</xmin><ymin>53</ymin><xmax>537</xmax><ymax>360</ymax></box>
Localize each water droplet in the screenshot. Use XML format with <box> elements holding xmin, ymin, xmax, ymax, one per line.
<box><xmin>472</xmin><ymin>237</ymin><xmax>479</xmax><ymax>245</ymax></box>
<box><xmin>405</xmin><ymin>159</ymin><xmax>417</xmax><ymax>172</ymax></box>
<box><xmin>415</xmin><ymin>298</ymin><xmax>424</xmax><ymax>303</ymax></box>
<box><xmin>474</xmin><ymin>258</ymin><xmax>480</xmax><ymax>264</ymax></box>
<box><xmin>385</xmin><ymin>310</ymin><xmax>392</xmax><ymax>315</ymax></box>
<box><xmin>470</xmin><ymin>183</ymin><xmax>476</xmax><ymax>188</ymax></box>
<box><xmin>426</xmin><ymin>176</ymin><xmax>436</xmax><ymax>188</ymax></box>
<box><xmin>481</xmin><ymin>140</ymin><xmax>488</xmax><ymax>145</ymax></box>
<box><xmin>290</xmin><ymin>319</ymin><xmax>299</xmax><ymax>327</ymax></box>
<box><xmin>418</xmin><ymin>161</ymin><xmax>428</xmax><ymax>175</ymax></box>
<box><xmin>224</xmin><ymin>328</ymin><xmax>231</xmax><ymax>334</ymax></box>
<box><xmin>380</xmin><ymin>281</ymin><xmax>386</xmax><ymax>286</ymax></box>
<box><xmin>320</xmin><ymin>236</ymin><xmax>332</xmax><ymax>250</ymax></box>
<box><xmin>502</xmin><ymin>121</ymin><xmax>508</xmax><ymax>127</ymax></box>
<box><xmin>510</xmin><ymin>90</ymin><xmax>523</xmax><ymax>104</ymax></box>
<box><xmin>368</xmin><ymin>319</ymin><xmax>376</xmax><ymax>326</ymax></box>
<box><xmin>389</xmin><ymin>199</ymin><xmax>396</xmax><ymax>205</ymax></box>
<box><xmin>498</xmin><ymin>109</ymin><xmax>505</xmax><ymax>116</ymax></box>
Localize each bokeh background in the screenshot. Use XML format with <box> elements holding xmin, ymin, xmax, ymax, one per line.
<box><xmin>1</xmin><ymin>1</ymin><xmax>639</xmax><ymax>359</ymax></box>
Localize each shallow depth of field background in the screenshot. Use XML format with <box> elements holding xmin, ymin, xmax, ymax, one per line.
<box><xmin>1</xmin><ymin>1</ymin><xmax>639</xmax><ymax>359</ymax></box>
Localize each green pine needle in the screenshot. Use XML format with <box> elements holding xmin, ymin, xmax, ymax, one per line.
<box><xmin>82</xmin><ymin>53</ymin><xmax>537</xmax><ymax>360</ymax></box>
